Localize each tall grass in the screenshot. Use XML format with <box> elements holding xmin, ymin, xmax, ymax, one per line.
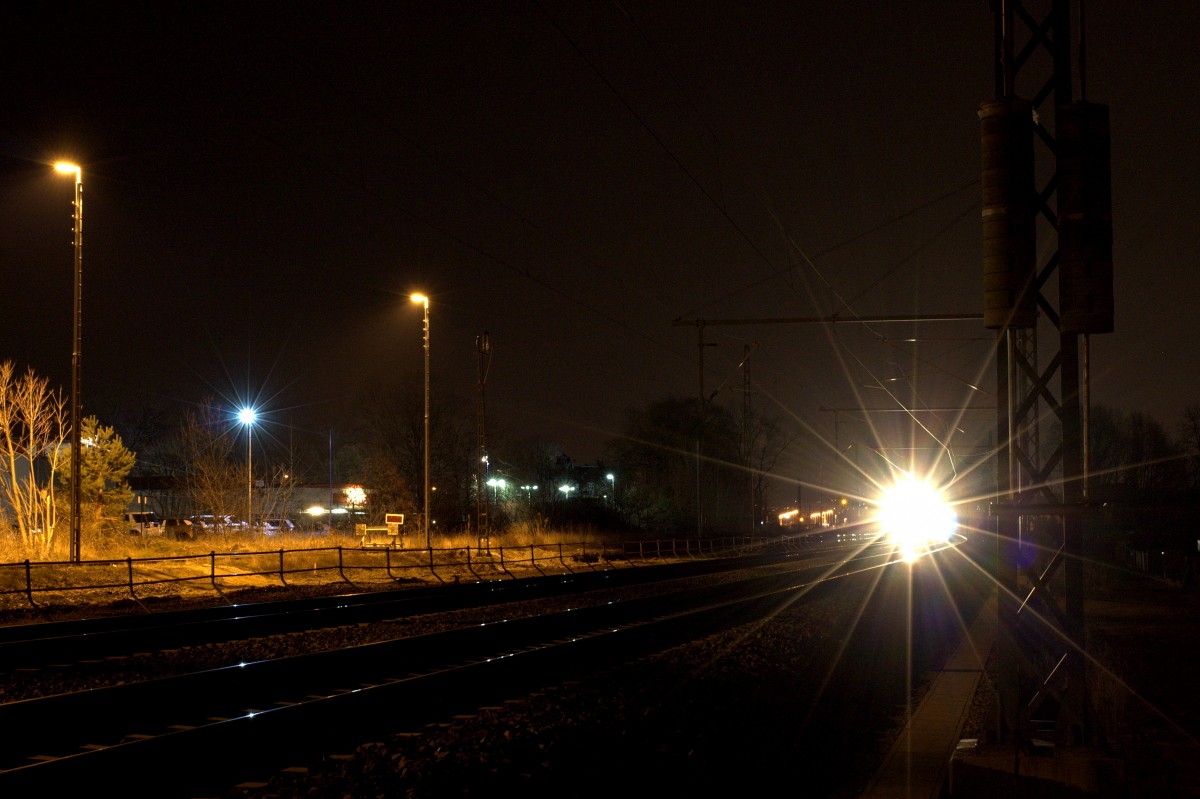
<box><xmin>0</xmin><ymin>521</ymin><xmax>627</xmax><ymax>565</ymax></box>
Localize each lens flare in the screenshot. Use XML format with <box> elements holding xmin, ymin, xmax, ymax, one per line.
<box><xmin>879</xmin><ymin>478</ymin><xmax>957</xmax><ymax>560</ymax></box>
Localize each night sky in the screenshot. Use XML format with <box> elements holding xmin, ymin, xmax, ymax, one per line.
<box><xmin>2</xmin><ymin>2</ymin><xmax>1197</xmax><ymax>492</ymax></box>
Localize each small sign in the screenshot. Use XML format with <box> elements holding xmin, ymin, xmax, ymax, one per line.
<box><xmin>385</xmin><ymin>513</ymin><xmax>405</xmax><ymax>525</ymax></box>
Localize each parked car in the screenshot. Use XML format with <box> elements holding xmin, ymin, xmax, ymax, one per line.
<box><xmin>125</xmin><ymin>512</ymin><xmax>163</xmax><ymax>536</ymax></box>
<box><xmin>161</xmin><ymin>517</ymin><xmax>197</xmax><ymax>541</ymax></box>
<box><xmin>260</xmin><ymin>518</ymin><xmax>296</xmax><ymax>535</ymax></box>
<box><xmin>192</xmin><ymin>514</ymin><xmax>239</xmax><ymax>532</ymax></box>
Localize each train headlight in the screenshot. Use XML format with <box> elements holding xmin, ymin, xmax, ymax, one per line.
<box><xmin>879</xmin><ymin>478</ymin><xmax>956</xmax><ymax>560</ymax></box>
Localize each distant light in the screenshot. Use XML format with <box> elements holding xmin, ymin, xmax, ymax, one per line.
<box><xmin>305</xmin><ymin>506</ymin><xmax>328</xmax><ymax>516</ymax></box>
<box><xmin>237</xmin><ymin>407</ymin><xmax>257</xmax><ymax>426</ymax></box>
<box><xmin>487</xmin><ymin>478</ymin><xmax>506</xmax><ymax>489</ymax></box>
<box><xmin>411</xmin><ymin>293</ymin><xmax>428</xmax><ymax>305</ymax></box>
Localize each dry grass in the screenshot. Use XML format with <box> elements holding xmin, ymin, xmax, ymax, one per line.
<box><xmin>0</xmin><ymin>520</ymin><xmax>634</xmax><ymax>619</ymax></box>
<box><xmin>0</xmin><ymin>520</ymin><xmax>623</xmax><ymax>565</ymax></box>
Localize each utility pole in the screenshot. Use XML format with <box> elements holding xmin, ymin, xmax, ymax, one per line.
<box><xmin>693</xmin><ymin>322</ymin><xmax>716</xmax><ymax>537</ymax></box>
<box><xmin>675</xmin><ymin>314</ymin><xmax>984</xmax><ymax>534</ymax></box>
<box><xmin>983</xmin><ymin>0</ymin><xmax>1112</xmax><ymax>754</ymax></box>
<box><xmin>743</xmin><ymin>343</ymin><xmax>753</xmax><ymax>532</ymax></box>
<box><xmin>475</xmin><ymin>332</ymin><xmax>491</xmax><ymax>548</ymax></box>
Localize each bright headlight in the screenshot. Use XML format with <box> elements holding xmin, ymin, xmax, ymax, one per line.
<box><xmin>879</xmin><ymin>478</ymin><xmax>957</xmax><ymax>559</ymax></box>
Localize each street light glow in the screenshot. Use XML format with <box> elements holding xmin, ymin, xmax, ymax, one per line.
<box><xmin>237</xmin><ymin>407</ymin><xmax>257</xmax><ymax>426</ymax></box>
<box><xmin>54</xmin><ymin>161</ymin><xmax>81</xmax><ymax>180</ymax></box>
<box><xmin>411</xmin><ymin>293</ymin><xmax>428</xmax><ymax>305</ymax></box>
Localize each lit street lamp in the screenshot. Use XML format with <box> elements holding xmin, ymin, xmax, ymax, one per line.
<box><xmin>487</xmin><ymin>477</ymin><xmax>506</xmax><ymax>502</ymax></box>
<box><xmin>54</xmin><ymin>162</ymin><xmax>83</xmax><ymax>563</ymax></box>
<box><xmin>606</xmin><ymin>472</ymin><xmax>615</xmax><ymax>505</ymax></box>
<box><xmin>411</xmin><ymin>293</ymin><xmax>431</xmax><ymax>548</ymax></box>
<box><xmin>238</xmin><ymin>407</ymin><xmax>257</xmax><ymax>531</ymax></box>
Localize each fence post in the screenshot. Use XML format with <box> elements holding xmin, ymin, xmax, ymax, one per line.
<box><xmin>24</xmin><ymin>559</ymin><xmax>33</xmax><ymax>606</ymax></box>
<box><xmin>427</xmin><ymin>544</ymin><xmax>440</xmax><ymax>581</ymax></box>
<box><xmin>127</xmin><ymin>556</ymin><xmax>136</xmax><ymax>598</ymax></box>
<box><xmin>210</xmin><ymin>551</ymin><xmax>218</xmax><ymax>591</ymax></box>
<box><xmin>279</xmin><ymin>548</ymin><xmax>286</xmax><ymax>586</ymax></box>
<box><xmin>338</xmin><ymin>546</ymin><xmax>345</xmax><ymax>581</ymax></box>
<box><xmin>467</xmin><ymin>545</ymin><xmax>480</xmax><ymax>580</ymax></box>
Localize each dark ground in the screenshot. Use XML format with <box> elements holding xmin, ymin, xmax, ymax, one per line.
<box><xmin>957</xmin><ymin>557</ymin><xmax>1200</xmax><ymax>798</ymax></box>
<box><xmin>213</xmin><ymin>561</ymin><xmax>985</xmax><ymax>799</ymax></box>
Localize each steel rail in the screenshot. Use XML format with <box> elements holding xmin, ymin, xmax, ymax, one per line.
<box><xmin>0</xmin><ymin>548</ymin><xmax>895</xmax><ymax>796</ymax></box>
<box><xmin>0</xmin><ymin>550</ymin><xmax>805</xmax><ymax>671</ymax></box>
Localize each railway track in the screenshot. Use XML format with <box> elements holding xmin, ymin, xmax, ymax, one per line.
<box><xmin>0</xmin><ymin>548</ymin><xmax>804</xmax><ymax>672</ymax></box>
<box><xmin>0</xmin><ymin>543</ymin><xmax>903</xmax><ymax>797</ymax></box>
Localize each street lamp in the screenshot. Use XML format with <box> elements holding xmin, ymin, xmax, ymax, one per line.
<box><xmin>487</xmin><ymin>477</ymin><xmax>506</xmax><ymax>502</ymax></box>
<box><xmin>606</xmin><ymin>472</ymin><xmax>615</xmax><ymax>505</ymax></box>
<box><xmin>238</xmin><ymin>407</ymin><xmax>257</xmax><ymax>531</ymax></box>
<box><xmin>411</xmin><ymin>293</ymin><xmax>431</xmax><ymax>548</ymax></box>
<box><xmin>54</xmin><ymin>162</ymin><xmax>83</xmax><ymax>563</ymax></box>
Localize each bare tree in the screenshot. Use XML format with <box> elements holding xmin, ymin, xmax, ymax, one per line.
<box><xmin>0</xmin><ymin>361</ymin><xmax>69</xmax><ymax>555</ymax></box>
<box><xmin>610</xmin><ymin>396</ymin><xmax>744</xmax><ymax>534</ymax></box>
<box><xmin>1180</xmin><ymin>404</ymin><xmax>1200</xmax><ymax>490</ymax></box>
<box><xmin>353</xmin><ymin>379</ymin><xmax>472</xmax><ymax>530</ymax></box>
<box><xmin>746</xmin><ymin>411</ymin><xmax>797</xmax><ymax>528</ymax></box>
<box><xmin>179</xmin><ymin>400</ymin><xmax>241</xmax><ymax>531</ymax></box>
<box><xmin>256</xmin><ymin>462</ymin><xmax>300</xmax><ymax>524</ymax></box>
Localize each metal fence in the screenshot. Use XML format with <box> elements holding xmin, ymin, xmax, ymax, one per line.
<box><xmin>0</xmin><ymin>534</ymin><xmax>780</xmax><ymax>610</ymax></box>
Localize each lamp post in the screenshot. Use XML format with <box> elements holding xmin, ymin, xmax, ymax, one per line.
<box><xmin>606</xmin><ymin>473</ymin><xmax>615</xmax><ymax>505</ymax></box>
<box><xmin>238</xmin><ymin>407</ymin><xmax>257</xmax><ymax>531</ymax></box>
<box><xmin>54</xmin><ymin>162</ymin><xmax>83</xmax><ymax>563</ymax></box>
<box><xmin>411</xmin><ymin>293</ymin><xmax>431</xmax><ymax>548</ymax></box>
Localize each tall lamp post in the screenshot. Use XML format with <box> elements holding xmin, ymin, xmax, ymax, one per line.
<box><xmin>54</xmin><ymin>162</ymin><xmax>83</xmax><ymax>563</ymax></box>
<box><xmin>238</xmin><ymin>407</ymin><xmax>257</xmax><ymax>531</ymax></box>
<box><xmin>411</xmin><ymin>293</ymin><xmax>431</xmax><ymax>548</ymax></box>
